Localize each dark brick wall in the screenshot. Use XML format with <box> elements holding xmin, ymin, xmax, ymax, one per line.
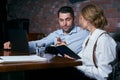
<box><xmin>0</xmin><ymin>0</ymin><xmax>7</xmax><ymax>49</ymax></box>
<box><xmin>7</xmin><ymin>0</ymin><xmax>120</xmax><ymax>35</ymax></box>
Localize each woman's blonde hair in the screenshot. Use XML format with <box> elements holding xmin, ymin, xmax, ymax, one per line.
<box><xmin>81</xmin><ymin>4</ymin><xmax>107</xmax><ymax>29</ymax></box>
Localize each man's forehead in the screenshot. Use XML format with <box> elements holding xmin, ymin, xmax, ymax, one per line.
<box><xmin>58</xmin><ymin>13</ymin><xmax>72</xmax><ymax>19</ymax></box>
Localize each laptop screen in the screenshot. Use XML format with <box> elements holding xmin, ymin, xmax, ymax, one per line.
<box><xmin>8</xmin><ymin>29</ymin><xmax>29</xmax><ymax>53</ymax></box>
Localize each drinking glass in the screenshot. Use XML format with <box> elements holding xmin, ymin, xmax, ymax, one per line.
<box><xmin>36</xmin><ymin>43</ymin><xmax>46</xmax><ymax>57</ymax></box>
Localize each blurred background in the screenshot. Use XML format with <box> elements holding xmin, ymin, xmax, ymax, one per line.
<box><xmin>0</xmin><ymin>0</ymin><xmax>120</xmax><ymax>49</ymax></box>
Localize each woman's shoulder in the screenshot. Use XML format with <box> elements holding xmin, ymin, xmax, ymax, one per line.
<box><xmin>98</xmin><ymin>32</ymin><xmax>116</xmax><ymax>45</ymax></box>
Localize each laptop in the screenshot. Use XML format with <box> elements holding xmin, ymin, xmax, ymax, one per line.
<box><xmin>8</xmin><ymin>29</ymin><xmax>29</xmax><ymax>53</ymax></box>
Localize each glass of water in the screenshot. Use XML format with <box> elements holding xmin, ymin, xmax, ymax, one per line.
<box><xmin>36</xmin><ymin>43</ymin><xmax>46</xmax><ymax>57</ymax></box>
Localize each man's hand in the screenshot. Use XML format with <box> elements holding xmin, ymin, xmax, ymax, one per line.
<box><xmin>4</xmin><ymin>41</ymin><xmax>11</xmax><ymax>49</ymax></box>
<box><xmin>57</xmin><ymin>37</ymin><xmax>66</xmax><ymax>46</ymax></box>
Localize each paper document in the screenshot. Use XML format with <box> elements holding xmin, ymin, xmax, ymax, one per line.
<box><xmin>0</xmin><ymin>55</ymin><xmax>47</xmax><ymax>63</ymax></box>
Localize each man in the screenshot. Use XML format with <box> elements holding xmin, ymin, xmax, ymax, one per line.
<box><xmin>4</xmin><ymin>6</ymin><xmax>89</xmax><ymax>54</ymax></box>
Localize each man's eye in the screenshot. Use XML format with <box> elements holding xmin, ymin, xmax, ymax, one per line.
<box><xmin>66</xmin><ymin>18</ymin><xmax>71</xmax><ymax>21</ymax></box>
<box><xmin>59</xmin><ymin>19</ymin><xmax>63</xmax><ymax>22</ymax></box>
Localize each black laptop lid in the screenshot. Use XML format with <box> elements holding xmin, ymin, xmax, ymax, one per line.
<box><xmin>8</xmin><ymin>29</ymin><xmax>29</xmax><ymax>53</ymax></box>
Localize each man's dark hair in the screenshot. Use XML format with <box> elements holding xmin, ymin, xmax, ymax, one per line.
<box><xmin>57</xmin><ymin>6</ymin><xmax>74</xmax><ymax>18</ymax></box>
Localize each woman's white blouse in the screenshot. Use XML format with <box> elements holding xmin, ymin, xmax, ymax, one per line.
<box><xmin>76</xmin><ymin>29</ymin><xmax>116</xmax><ymax>80</ymax></box>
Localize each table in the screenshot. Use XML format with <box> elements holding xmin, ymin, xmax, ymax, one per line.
<box><xmin>0</xmin><ymin>50</ymin><xmax>82</xmax><ymax>80</ymax></box>
<box><xmin>0</xmin><ymin>50</ymin><xmax>82</xmax><ymax>72</ymax></box>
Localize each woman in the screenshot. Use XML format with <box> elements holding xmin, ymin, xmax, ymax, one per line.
<box><xmin>75</xmin><ymin>4</ymin><xmax>116</xmax><ymax>80</ymax></box>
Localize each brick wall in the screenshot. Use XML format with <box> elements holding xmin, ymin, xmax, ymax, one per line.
<box><xmin>7</xmin><ymin>0</ymin><xmax>120</xmax><ymax>35</ymax></box>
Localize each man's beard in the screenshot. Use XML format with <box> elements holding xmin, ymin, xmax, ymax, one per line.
<box><xmin>63</xmin><ymin>24</ymin><xmax>74</xmax><ymax>33</ymax></box>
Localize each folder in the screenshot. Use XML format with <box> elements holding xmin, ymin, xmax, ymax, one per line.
<box><xmin>45</xmin><ymin>45</ymin><xmax>81</xmax><ymax>60</ymax></box>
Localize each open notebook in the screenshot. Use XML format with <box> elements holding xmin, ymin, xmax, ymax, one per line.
<box><xmin>45</xmin><ymin>45</ymin><xmax>81</xmax><ymax>60</ymax></box>
<box><xmin>0</xmin><ymin>55</ymin><xmax>47</xmax><ymax>63</ymax></box>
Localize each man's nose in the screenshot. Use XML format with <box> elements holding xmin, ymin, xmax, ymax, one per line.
<box><xmin>63</xmin><ymin>21</ymin><xmax>67</xmax><ymax>26</ymax></box>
